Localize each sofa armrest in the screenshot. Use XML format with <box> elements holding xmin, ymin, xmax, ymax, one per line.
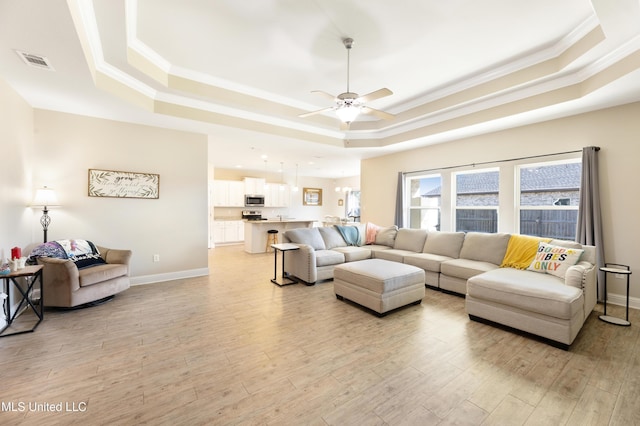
<box><xmin>97</xmin><ymin>246</ymin><xmax>132</xmax><ymax>267</ymax></box>
<box><xmin>283</xmin><ymin>244</ymin><xmax>317</xmax><ymax>284</ymax></box>
<box><xmin>565</xmin><ymin>261</ymin><xmax>597</xmax><ymax>319</ymax></box>
<box><xmin>37</xmin><ymin>257</ymin><xmax>80</xmax><ymax>292</ymax></box>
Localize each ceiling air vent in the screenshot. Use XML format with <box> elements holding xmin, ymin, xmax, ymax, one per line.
<box><xmin>15</xmin><ymin>50</ymin><xmax>55</xmax><ymax>71</ymax></box>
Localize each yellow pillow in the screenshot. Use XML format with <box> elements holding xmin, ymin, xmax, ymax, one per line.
<box><xmin>501</xmin><ymin>235</ymin><xmax>551</xmax><ymax>270</ymax></box>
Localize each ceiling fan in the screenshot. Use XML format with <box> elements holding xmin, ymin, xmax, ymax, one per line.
<box><xmin>299</xmin><ymin>37</ymin><xmax>395</xmax><ymax>127</ymax></box>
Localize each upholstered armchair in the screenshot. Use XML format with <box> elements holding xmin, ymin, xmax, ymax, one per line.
<box><xmin>37</xmin><ymin>246</ymin><xmax>132</xmax><ymax>308</ymax></box>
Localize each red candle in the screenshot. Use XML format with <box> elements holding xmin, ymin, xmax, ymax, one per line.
<box><xmin>11</xmin><ymin>247</ymin><xmax>21</xmax><ymax>260</ymax></box>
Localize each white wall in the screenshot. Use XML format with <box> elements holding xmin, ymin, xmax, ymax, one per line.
<box><xmin>32</xmin><ymin>110</ymin><xmax>209</xmax><ymax>283</ymax></box>
<box><xmin>362</xmin><ymin>102</ymin><xmax>640</xmax><ymax>302</ymax></box>
<box><xmin>0</xmin><ymin>78</ymin><xmax>35</xmax><ymax>259</ymax></box>
<box><xmin>0</xmin><ymin>78</ymin><xmax>37</xmax><ymax>327</ymax></box>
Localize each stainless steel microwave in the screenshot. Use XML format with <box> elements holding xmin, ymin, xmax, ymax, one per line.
<box><xmin>245</xmin><ymin>194</ymin><xmax>265</xmax><ymax>207</ymax></box>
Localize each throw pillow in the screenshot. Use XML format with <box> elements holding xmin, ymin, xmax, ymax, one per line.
<box><xmin>393</xmin><ymin>228</ymin><xmax>428</xmax><ymax>252</ymax></box>
<box><xmin>318</xmin><ymin>226</ymin><xmax>347</xmax><ymax>249</ymax></box>
<box><xmin>365</xmin><ymin>222</ymin><xmax>380</xmax><ymax>244</ymax></box>
<box><xmin>501</xmin><ymin>235</ymin><xmax>551</xmax><ymax>270</ymax></box>
<box><xmin>459</xmin><ymin>232</ymin><xmax>511</xmax><ymax>265</ymax></box>
<box><xmin>527</xmin><ymin>241</ymin><xmax>584</xmax><ymax>278</ymax></box>
<box><xmin>375</xmin><ymin>226</ymin><xmax>399</xmax><ymax>247</ymax></box>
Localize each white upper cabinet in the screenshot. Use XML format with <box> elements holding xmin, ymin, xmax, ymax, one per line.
<box><xmin>213</xmin><ymin>180</ymin><xmax>244</xmax><ymax>207</ymax></box>
<box><xmin>265</xmin><ymin>183</ymin><xmax>290</xmax><ymax>207</ymax></box>
<box><xmin>244</xmin><ymin>177</ymin><xmax>266</xmax><ymax>195</ymax></box>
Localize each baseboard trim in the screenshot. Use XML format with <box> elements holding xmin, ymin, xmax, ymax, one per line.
<box><xmin>605</xmin><ymin>292</ymin><xmax>640</xmax><ymax>311</ymax></box>
<box><xmin>130</xmin><ymin>268</ymin><xmax>210</xmax><ymax>286</ymax></box>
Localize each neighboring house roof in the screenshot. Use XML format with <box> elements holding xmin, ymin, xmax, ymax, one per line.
<box><xmin>519</xmin><ymin>162</ymin><xmax>582</xmax><ymax>191</ymax></box>
<box><xmin>422</xmin><ymin>163</ymin><xmax>581</xmax><ymax>197</ymax></box>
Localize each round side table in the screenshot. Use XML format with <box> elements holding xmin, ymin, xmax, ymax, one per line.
<box><xmin>599</xmin><ymin>263</ymin><xmax>632</xmax><ymax>326</ymax></box>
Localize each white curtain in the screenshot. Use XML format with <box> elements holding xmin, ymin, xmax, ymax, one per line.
<box><xmin>576</xmin><ymin>146</ymin><xmax>605</xmax><ymax>299</ymax></box>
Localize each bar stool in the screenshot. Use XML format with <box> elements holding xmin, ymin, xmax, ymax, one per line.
<box><xmin>266</xmin><ymin>229</ymin><xmax>279</xmax><ymax>252</ymax></box>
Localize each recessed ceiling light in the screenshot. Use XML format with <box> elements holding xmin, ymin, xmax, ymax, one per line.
<box><xmin>261</xmin><ymin>154</ymin><xmax>268</xmax><ymax>159</ymax></box>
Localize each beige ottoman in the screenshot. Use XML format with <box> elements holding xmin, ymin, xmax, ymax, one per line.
<box><xmin>334</xmin><ymin>259</ymin><xmax>426</xmax><ymax>316</ymax></box>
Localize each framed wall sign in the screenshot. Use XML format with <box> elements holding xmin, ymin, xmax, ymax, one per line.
<box><xmin>88</xmin><ymin>169</ymin><xmax>160</xmax><ymax>199</ymax></box>
<box><xmin>303</xmin><ymin>187</ymin><xmax>322</xmax><ymax>206</ymax></box>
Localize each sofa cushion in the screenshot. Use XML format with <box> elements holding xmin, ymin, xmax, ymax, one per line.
<box><xmin>374</xmin><ymin>249</ymin><xmax>415</xmax><ymax>263</ymax></box>
<box><xmin>404</xmin><ymin>252</ymin><xmax>453</xmax><ymax>273</ymax></box>
<box><xmin>393</xmin><ymin>228</ymin><xmax>428</xmax><ymax>252</ymax></box>
<box><xmin>441</xmin><ymin>258</ymin><xmax>500</xmax><ymax>280</ymax></box>
<box><xmin>459</xmin><ymin>232</ymin><xmax>510</xmax><ymax>265</ymax></box>
<box><xmin>375</xmin><ymin>226</ymin><xmax>398</xmax><ymax>247</ymax></box>
<box><xmin>367</xmin><ymin>244</ymin><xmax>392</xmax><ymax>256</ymax></box>
<box><xmin>467</xmin><ymin>268</ymin><xmax>583</xmax><ymax>320</ymax></box>
<box><xmin>549</xmin><ymin>239</ymin><xmax>583</xmax><ymax>250</ymax></box>
<box><xmin>315</xmin><ymin>250</ymin><xmax>345</xmax><ymax>267</ymax></box>
<box><xmin>318</xmin><ymin>226</ymin><xmax>347</xmax><ymax>249</ymax></box>
<box><xmin>527</xmin><ymin>241</ymin><xmax>584</xmax><ymax>279</ymax></box>
<box><xmin>422</xmin><ymin>232</ymin><xmax>465</xmax><ymax>258</ymax></box>
<box><xmin>333</xmin><ymin>246</ymin><xmax>372</xmax><ymax>262</ymax></box>
<box><xmin>79</xmin><ymin>264</ymin><xmax>128</xmax><ymax>287</ymax></box>
<box><xmin>285</xmin><ymin>228</ymin><xmax>326</xmax><ymax>251</ymax></box>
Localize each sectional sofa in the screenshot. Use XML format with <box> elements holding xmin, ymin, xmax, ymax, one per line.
<box><xmin>282</xmin><ymin>225</ymin><xmax>597</xmax><ymax>348</ymax></box>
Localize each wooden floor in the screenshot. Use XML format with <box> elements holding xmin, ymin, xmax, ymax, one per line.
<box><xmin>1</xmin><ymin>245</ymin><xmax>639</xmax><ymax>425</ymax></box>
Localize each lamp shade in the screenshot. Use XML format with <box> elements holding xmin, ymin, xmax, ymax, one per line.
<box><xmin>32</xmin><ymin>186</ymin><xmax>60</xmax><ymax>207</ymax></box>
<box><xmin>335</xmin><ymin>104</ymin><xmax>360</xmax><ymax>123</ymax></box>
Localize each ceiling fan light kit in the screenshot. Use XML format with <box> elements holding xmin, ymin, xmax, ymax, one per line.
<box><xmin>299</xmin><ymin>37</ymin><xmax>394</xmax><ymax>126</ymax></box>
<box><xmin>335</xmin><ymin>104</ymin><xmax>361</xmax><ymax>123</ymax></box>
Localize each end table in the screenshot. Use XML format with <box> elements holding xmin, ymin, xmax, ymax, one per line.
<box><xmin>1</xmin><ymin>265</ymin><xmax>44</xmax><ymax>337</ymax></box>
<box><xmin>599</xmin><ymin>263</ymin><xmax>632</xmax><ymax>326</ymax></box>
<box><xmin>270</xmin><ymin>243</ymin><xmax>299</xmax><ymax>286</ymax></box>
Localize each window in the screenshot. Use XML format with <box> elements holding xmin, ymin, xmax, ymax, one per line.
<box><xmin>346</xmin><ymin>190</ymin><xmax>360</xmax><ymax>220</ymax></box>
<box><xmin>406</xmin><ymin>174</ymin><xmax>441</xmax><ymax>230</ymax></box>
<box><xmin>517</xmin><ymin>160</ymin><xmax>581</xmax><ymax>240</ymax></box>
<box><xmin>454</xmin><ymin>169</ymin><xmax>499</xmax><ymax>233</ymax></box>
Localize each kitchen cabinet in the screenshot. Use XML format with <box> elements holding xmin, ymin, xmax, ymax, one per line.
<box><xmin>265</xmin><ymin>183</ymin><xmax>290</xmax><ymax>207</ymax></box>
<box><xmin>213</xmin><ymin>180</ymin><xmax>244</xmax><ymax>207</ymax></box>
<box><xmin>214</xmin><ymin>220</ymin><xmax>244</xmax><ymax>244</ymax></box>
<box><xmin>244</xmin><ymin>177</ymin><xmax>266</xmax><ymax>195</ymax></box>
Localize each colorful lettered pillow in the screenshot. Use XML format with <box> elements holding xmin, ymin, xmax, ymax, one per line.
<box><xmin>527</xmin><ymin>242</ymin><xmax>584</xmax><ymax>278</ymax></box>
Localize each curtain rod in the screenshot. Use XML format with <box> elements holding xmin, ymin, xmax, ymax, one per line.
<box><xmin>405</xmin><ymin>147</ymin><xmax>599</xmax><ymax>175</ymax></box>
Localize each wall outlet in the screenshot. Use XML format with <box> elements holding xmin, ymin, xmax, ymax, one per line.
<box><xmin>153</xmin><ymin>254</ymin><xmax>160</xmax><ymax>262</ymax></box>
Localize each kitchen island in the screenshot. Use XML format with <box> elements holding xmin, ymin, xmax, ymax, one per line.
<box><xmin>244</xmin><ymin>219</ymin><xmax>315</xmax><ymax>253</ymax></box>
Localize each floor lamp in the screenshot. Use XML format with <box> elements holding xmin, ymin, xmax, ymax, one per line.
<box><xmin>32</xmin><ymin>186</ymin><xmax>60</xmax><ymax>243</ymax></box>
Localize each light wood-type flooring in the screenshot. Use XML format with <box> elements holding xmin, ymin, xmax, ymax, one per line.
<box><xmin>1</xmin><ymin>244</ymin><xmax>639</xmax><ymax>425</ymax></box>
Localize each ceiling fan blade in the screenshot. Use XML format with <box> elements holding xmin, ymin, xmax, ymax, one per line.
<box><xmin>298</xmin><ymin>106</ymin><xmax>335</xmax><ymax>118</ymax></box>
<box><xmin>361</xmin><ymin>106</ymin><xmax>395</xmax><ymax>120</ymax></box>
<box><xmin>311</xmin><ymin>90</ymin><xmax>337</xmax><ymax>101</ymax></box>
<box><xmin>358</xmin><ymin>88</ymin><xmax>393</xmax><ymax>103</ymax></box>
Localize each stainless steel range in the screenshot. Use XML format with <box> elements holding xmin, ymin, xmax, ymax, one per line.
<box><xmin>241</xmin><ymin>210</ymin><xmax>264</xmax><ymax>221</ymax></box>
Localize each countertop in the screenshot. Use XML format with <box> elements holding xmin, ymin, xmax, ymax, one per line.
<box><xmin>244</xmin><ymin>219</ymin><xmax>315</xmax><ymax>224</ymax></box>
